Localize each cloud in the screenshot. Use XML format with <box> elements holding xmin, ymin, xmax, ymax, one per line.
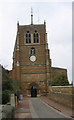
<box><xmin>0</xmin><ymin>0</ymin><xmax>73</xmax><ymax>3</ymax></box>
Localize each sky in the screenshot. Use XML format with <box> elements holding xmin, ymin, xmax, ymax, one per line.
<box><xmin>0</xmin><ymin>0</ymin><xmax>72</xmax><ymax>83</ymax></box>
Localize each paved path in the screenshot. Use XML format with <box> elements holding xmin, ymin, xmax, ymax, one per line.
<box><xmin>15</xmin><ymin>99</ymin><xmax>32</xmax><ymax>118</ymax></box>
<box><xmin>15</xmin><ymin>98</ymin><xmax>74</xmax><ymax>119</ymax></box>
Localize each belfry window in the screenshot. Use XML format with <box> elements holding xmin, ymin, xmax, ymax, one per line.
<box><xmin>33</xmin><ymin>30</ymin><xmax>39</xmax><ymax>43</ymax></box>
<box><xmin>30</xmin><ymin>47</ymin><xmax>36</xmax><ymax>55</ymax></box>
<box><xmin>26</xmin><ymin>31</ymin><xmax>31</xmax><ymax>43</ymax></box>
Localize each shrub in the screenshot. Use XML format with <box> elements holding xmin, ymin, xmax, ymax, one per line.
<box><xmin>2</xmin><ymin>90</ymin><xmax>10</xmax><ymax>104</ymax></box>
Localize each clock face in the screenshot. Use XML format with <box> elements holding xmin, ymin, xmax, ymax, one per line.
<box><xmin>30</xmin><ymin>55</ymin><xmax>36</xmax><ymax>62</ymax></box>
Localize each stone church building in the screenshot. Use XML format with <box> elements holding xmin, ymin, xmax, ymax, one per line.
<box><xmin>10</xmin><ymin>12</ymin><xmax>67</xmax><ymax>97</ymax></box>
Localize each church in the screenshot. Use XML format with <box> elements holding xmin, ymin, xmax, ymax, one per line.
<box><xmin>10</xmin><ymin>11</ymin><xmax>67</xmax><ymax>97</ymax></box>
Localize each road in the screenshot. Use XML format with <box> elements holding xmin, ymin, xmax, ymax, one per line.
<box><xmin>15</xmin><ymin>98</ymin><xmax>73</xmax><ymax>119</ymax></box>
<box><xmin>29</xmin><ymin>98</ymin><xmax>72</xmax><ymax>119</ymax></box>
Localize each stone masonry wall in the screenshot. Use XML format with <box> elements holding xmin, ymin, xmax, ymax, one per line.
<box><xmin>48</xmin><ymin>86</ymin><xmax>74</xmax><ymax>108</ymax></box>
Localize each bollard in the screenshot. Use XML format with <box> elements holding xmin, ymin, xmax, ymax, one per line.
<box><xmin>15</xmin><ymin>96</ymin><xmax>17</xmax><ymax>107</ymax></box>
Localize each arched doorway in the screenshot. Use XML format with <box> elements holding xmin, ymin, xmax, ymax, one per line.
<box><xmin>31</xmin><ymin>86</ymin><xmax>37</xmax><ymax>97</ymax></box>
<box><xmin>28</xmin><ymin>82</ymin><xmax>40</xmax><ymax>97</ymax></box>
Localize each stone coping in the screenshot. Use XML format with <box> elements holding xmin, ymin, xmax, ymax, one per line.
<box><xmin>51</xmin><ymin>86</ymin><xmax>74</xmax><ymax>88</ymax></box>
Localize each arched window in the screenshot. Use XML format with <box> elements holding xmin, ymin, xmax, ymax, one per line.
<box><xmin>25</xmin><ymin>31</ymin><xmax>31</xmax><ymax>43</ymax></box>
<box><xmin>33</xmin><ymin>30</ymin><xmax>39</xmax><ymax>43</ymax></box>
<box><xmin>30</xmin><ymin>47</ymin><xmax>36</xmax><ymax>55</ymax></box>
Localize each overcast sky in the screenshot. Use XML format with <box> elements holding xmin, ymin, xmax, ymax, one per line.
<box><xmin>0</xmin><ymin>0</ymin><xmax>72</xmax><ymax>83</ymax></box>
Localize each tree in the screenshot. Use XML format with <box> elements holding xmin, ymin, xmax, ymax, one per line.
<box><xmin>13</xmin><ymin>83</ymin><xmax>21</xmax><ymax>98</ymax></box>
<box><xmin>2</xmin><ymin>75</ymin><xmax>13</xmax><ymax>91</ymax></box>
<box><xmin>2</xmin><ymin>69</ymin><xmax>13</xmax><ymax>91</ymax></box>
<box><xmin>2</xmin><ymin>67</ymin><xmax>21</xmax><ymax>104</ymax></box>
<box><xmin>2</xmin><ymin>68</ymin><xmax>13</xmax><ymax>104</ymax></box>
<box><xmin>50</xmin><ymin>74</ymin><xmax>69</xmax><ymax>86</ymax></box>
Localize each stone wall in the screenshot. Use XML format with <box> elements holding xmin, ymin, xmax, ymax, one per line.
<box><xmin>48</xmin><ymin>86</ymin><xmax>74</xmax><ymax>108</ymax></box>
<box><xmin>49</xmin><ymin>86</ymin><xmax>74</xmax><ymax>94</ymax></box>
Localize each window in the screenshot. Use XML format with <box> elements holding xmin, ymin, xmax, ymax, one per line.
<box><xmin>16</xmin><ymin>45</ymin><xmax>19</xmax><ymax>51</ymax></box>
<box><xmin>33</xmin><ymin>31</ymin><xmax>39</xmax><ymax>43</ymax></box>
<box><xmin>26</xmin><ymin>31</ymin><xmax>31</xmax><ymax>43</ymax></box>
<box><xmin>16</xmin><ymin>61</ymin><xmax>19</xmax><ymax>66</ymax></box>
<box><xmin>30</xmin><ymin>47</ymin><xmax>36</xmax><ymax>55</ymax></box>
<box><xmin>16</xmin><ymin>35</ymin><xmax>19</xmax><ymax>50</ymax></box>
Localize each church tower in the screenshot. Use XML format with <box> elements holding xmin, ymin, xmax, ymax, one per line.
<box><xmin>10</xmin><ymin>10</ymin><xmax>67</xmax><ymax>97</ymax></box>
<box><xmin>10</xmin><ymin>10</ymin><xmax>51</xmax><ymax>97</ymax></box>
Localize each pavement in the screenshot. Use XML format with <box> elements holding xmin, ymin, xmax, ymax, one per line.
<box><xmin>15</xmin><ymin>98</ymin><xmax>39</xmax><ymax>118</ymax></box>
<box><xmin>14</xmin><ymin>97</ymin><xmax>74</xmax><ymax>119</ymax></box>
<box><xmin>15</xmin><ymin>99</ymin><xmax>32</xmax><ymax>118</ymax></box>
